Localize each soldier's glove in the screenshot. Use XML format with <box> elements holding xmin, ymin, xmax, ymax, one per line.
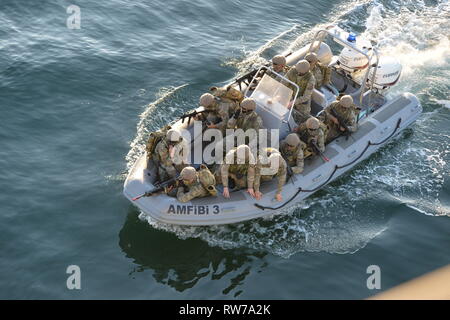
<box><xmin>233</xmin><ymin>108</ymin><xmax>241</xmax><ymax>119</ymax></box>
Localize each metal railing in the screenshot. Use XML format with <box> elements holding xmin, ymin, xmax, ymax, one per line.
<box><xmin>307</xmin><ymin>27</ymin><xmax>380</xmax><ymax>111</ymax></box>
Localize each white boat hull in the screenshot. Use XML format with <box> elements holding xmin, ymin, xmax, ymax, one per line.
<box><xmin>124</xmin><ymin>92</ymin><xmax>422</xmax><ymax>226</ymax></box>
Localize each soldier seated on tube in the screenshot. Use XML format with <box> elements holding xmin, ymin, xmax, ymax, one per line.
<box><xmin>318</xmin><ymin>95</ymin><xmax>358</xmax><ymax>143</ymax></box>
<box><xmin>295</xmin><ymin>117</ymin><xmax>326</xmax><ymax>158</ymax></box>
<box><xmin>217</xmin><ymin>145</ymin><xmax>257</xmax><ymax>199</ymax></box>
<box><xmin>280</xmin><ymin>133</ymin><xmax>306</xmax><ymax>174</ymax></box>
<box><xmin>153</xmin><ymin>128</ymin><xmax>188</xmax><ymax>181</ymax></box>
<box><xmin>254</xmin><ymin>148</ymin><xmax>287</xmax><ymax>202</ymax></box>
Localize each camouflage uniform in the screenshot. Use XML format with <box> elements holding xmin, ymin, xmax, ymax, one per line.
<box><xmin>227</xmin><ymin>110</ymin><xmax>264</xmax><ymax>132</ymax></box>
<box><xmin>286</xmin><ymin>68</ymin><xmax>316</xmax><ymax>124</ymax></box>
<box><xmin>210</xmin><ymin>86</ymin><xmax>243</xmax><ymax>107</ymax></box>
<box><xmin>202</xmin><ymin>99</ymin><xmax>238</xmax><ymax>133</ymax></box>
<box><xmin>254</xmin><ymin>148</ymin><xmax>287</xmax><ymax>195</ymax></box>
<box><xmin>311</xmin><ymin>63</ymin><xmax>331</xmax><ymax>89</ymax></box>
<box><xmin>280</xmin><ymin>139</ymin><xmax>306</xmax><ymax>174</ymax></box>
<box><xmin>320</xmin><ymin>101</ymin><xmax>358</xmax><ymax>143</ymax></box>
<box><xmin>269</xmin><ymin>65</ymin><xmax>290</xmax><ymax>79</ymax></box>
<box><xmin>177</xmin><ymin>174</ymin><xmax>209</xmax><ymax>203</ymax></box>
<box><xmin>297</xmin><ymin>126</ymin><xmax>326</xmax><ymax>157</ymax></box>
<box><xmin>219</xmin><ymin>148</ymin><xmax>256</xmax><ymax>190</ymax></box>
<box><xmin>153</xmin><ymin>138</ymin><xmax>187</xmax><ymax>181</ymax></box>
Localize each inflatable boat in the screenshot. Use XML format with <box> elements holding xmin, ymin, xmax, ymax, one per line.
<box><xmin>123</xmin><ymin>26</ymin><xmax>422</xmax><ymax>226</ymax></box>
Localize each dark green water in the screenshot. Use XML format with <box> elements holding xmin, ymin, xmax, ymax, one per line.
<box><xmin>0</xmin><ymin>0</ymin><xmax>449</xmax><ymax>299</ymax></box>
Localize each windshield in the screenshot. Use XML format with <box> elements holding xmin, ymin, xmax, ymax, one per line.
<box><xmin>251</xmin><ymin>73</ymin><xmax>293</xmax><ymax>118</ymax></box>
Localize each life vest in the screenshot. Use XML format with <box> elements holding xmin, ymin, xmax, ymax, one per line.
<box><xmin>145</xmin><ymin>125</ymin><xmax>171</xmax><ymax>161</ymax></box>
<box><xmin>288</xmin><ymin>70</ymin><xmax>313</xmax><ymax>96</ymax></box>
<box><xmin>210</xmin><ymin>86</ymin><xmax>244</xmax><ymax>103</ymax></box>
<box><xmin>197</xmin><ymin>164</ymin><xmax>217</xmax><ymax>196</ymax></box>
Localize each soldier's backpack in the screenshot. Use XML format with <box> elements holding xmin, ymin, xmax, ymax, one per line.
<box><xmin>210</xmin><ymin>85</ymin><xmax>244</xmax><ymax>103</ymax></box>
<box><xmin>145</xmin><ymin>125</ymin><xmax>171</xmax><ymax>161</ymax></box>
<box><xmin>197</xmin><ymin>164</ymin><xmax>217</xmax><ymax>197</ymax></box>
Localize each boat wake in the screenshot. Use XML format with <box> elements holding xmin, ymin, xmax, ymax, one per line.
<box><xmin>125</xmin><ymin>84</ymin><xmax>188</xmax><ymax>171</ymax></box>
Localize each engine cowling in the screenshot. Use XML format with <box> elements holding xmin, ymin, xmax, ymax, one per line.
<box><xmin>338</xmin><ymin>37</ymin><xmax>373</xmax><ymax>73</ymax></box>
<box><xmin>367</xmin><ymin>56</ymin><xmax>402</xmax><ymax>91</ymax></box>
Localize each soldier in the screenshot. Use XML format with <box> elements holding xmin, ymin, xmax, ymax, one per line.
<box><xmin>280</xmin><ymin>133</ymin><xmax>306</xmax><ymax>174</ymax></box>
<box><xmin>153</xmin><ymin>128</ymin><xmax>188</xmax><ymax>181</ymax></box>
<box><xmin>254</xmin><ymin>148</ymin><xmax>287</xmax><ymax>202</ymax></box>
<box><xmin>305</xmin><ymin>52</ymin><xmax>331</xmax><ymax>89</ymax></box>
<box><xmin>176</xmin><ymin>166</ymin><xmax>210</xmax><ymax>203</ymax></box>
<box><xmin>220</xmin><ymin>145</ymin><xmax>257</xmax><ymax>199</ymax></box>
<box><xmin>296</xmin><ymin>117</ymin><xmax>325</xmax><ymax>158</ymax></box>
<box><xmin>320</xmin><ymin>95</ymin><xmax>358</xmax><ymax>143</ymax></box>
<box><xmin>197</xmin><ymin>93</ymin><xmax>235</xmax><ymax>133</ymax></box>
<box><xmin>250</xmin><ymin>55</ymin><xmax>290</xmax><ymax>90</ymax></box>
<box><xmin>209</xmin><ymin>85</ymin><xmax>244</xmax><ymax>106</ymax></box>
<box><xmin>227</xmin><ymin>98</ymin><xmax>264</xmax><ymax>132</ymax></box>
<box><xmin>271</xmin><ymin>55</ymin><xmax>290</xmax><ymax>77</ymax></box>
<box><xmin>286</xmin><ymin>60</ymin><xmax>316</xmax><ymax>125</ymax></box>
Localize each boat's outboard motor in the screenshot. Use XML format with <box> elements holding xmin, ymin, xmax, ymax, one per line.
<box><xmin>338</xmin><ymin>35</ymin><xmax>373</xmax><ymax>72</ymax></box>
<box><xmin>367</xmin><ymin>56</ymin><xmax>402</xmax><ymax>93</ymax></box>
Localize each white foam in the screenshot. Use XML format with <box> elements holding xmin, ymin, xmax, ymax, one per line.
<box><xmin>437</xmin><ymin>100</ymin><xmax>450</xmax><ymax>109</ymax></box>
<box><xmin>362</xmin><ymin>0</ymin><xmax>450</xmax><ymax>95</ymax></box>
<box><xmin>125</xmin><ymin>84</ymin><xmax>188</xmax><ymax>171</ymax></box>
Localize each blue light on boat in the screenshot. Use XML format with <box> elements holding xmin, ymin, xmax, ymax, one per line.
<box><xmin>347</xmin><ymin>33</ymin><xmax>356</xmax><ymax>42</ymax></box>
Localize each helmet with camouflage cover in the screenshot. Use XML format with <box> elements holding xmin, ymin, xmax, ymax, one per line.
<box><xmin>225</xmin><ymin>144</ymin><xmax>255</xmax><ymax>165</ymax></box>
<box><xmin>272</xmin><ymin>55</ymin><xmax>286</xmax><ymax>66</ymax></box>
<box><xmin>166</xmin><ymin>128</ymin><xmax>182</xmax><ymax>143</ymax></box>
<box><xmin>306</xmin><ymin>117</ymin><xmax>320</xmax><ymax>130</ymax></box>
<box><xmin>263</xmin><ymin>152</ymin><xmax>283</xmax><ymax>175</ymax></box>
<box><xmin>240</xmin><ymin>98</ymin><xmax>256</xmax><ymax>111</ymax></box>
<box><xmin>180</xmin><ymin>166</ymin><xmax>197</xmax><ymax>180</ymax></box>
<box><xmin>286</xmin><ymin>133</ymin><xmax>301</xmax><ymax>147</ymax></box>
<box><xmin>295</xmin><ymin>60</ymin><xmax>310</xmax><ymax>74</ymax></box>
<box><xmin>305</xmin><ymin>52</ymin><xmax>318</xmax><ymax>64</ymax></box>
<box><xmin>199</xmin><ymin>93</ymin><xmax>215</xmax><ymax>108</ymax></box>
<box><xmin>339</xmin><ymin>95</ymin><xmax>354</xmax><ymax>108</ymax></box>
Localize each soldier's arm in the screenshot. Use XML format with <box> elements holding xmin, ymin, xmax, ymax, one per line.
<box><xmin>293</xmin><ymin>147</ymin><xmax>304</xmax><ymax>174</ymax></box>
<box><xmin>247</xmin><ymin>165</ymin><xmax>255</xmax><ymax>189</ymax></box>
<box><xmin>324</xmin><ymin>104</ymin><xmax>339</xmax><ymax>124</ymax></box>
<box><xmin>220</xmin><ymin>164</ymin><xmax>230</xmax><ymax>188</ymax></box>
<box><xmin>256</xmin><ymin>116</ymin><xmax>264</xmax><ymax>130</ymax></box>
<box><xmin>156</xmin><ymin>143</ymin><xmax>173</xmax><ymax>167</ymax></box>
<box><xmin>177</xmin><ymin>185</ymin><xmax>206</xmax><ymax>203</ymax></box>
<box><xmin>227</xmin><ymin>116</ymin><xmax>237</xmax><ymax>129</ymax></box>
<box><xmin>172</xmin><ymin>140</ymin><xmax>189</xmax><ymax>166</ymax></box>
<box><xmin>286</xmin><ymin>70</ymin><xmax>297</xmax><ymax>92</ymax></box>
<box><xmin>318</xmin><ymin>131</ymin><xmax>326</xmax><ymax>153</ymax></box>
<box><xmin>322</xmin><ymin>64</ymin><xmax>331</xmax><ymax>85</ymax></box>
<box><xmin>347</xmin><ymin>109</ymin><xmax>358</xmax><ymax>132</ymax></box>
<box><xmin>276</xmin><ymin>162</ymin><xmax>287</xmax><ymax>194</ymax></box>
<box><xmin>253</xmin><ymin>164</ymin><xmax>261</xmax><ymax>193</ymax></box>
<box><xmin>214</xmin><ymin>108</ymin><xmax>229</xmax><ymax>131</ymax></box>
<box><xmin>296</xmin><ymin>75</ymin><xmax>316</xmax><ymax>104</ymax></box>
